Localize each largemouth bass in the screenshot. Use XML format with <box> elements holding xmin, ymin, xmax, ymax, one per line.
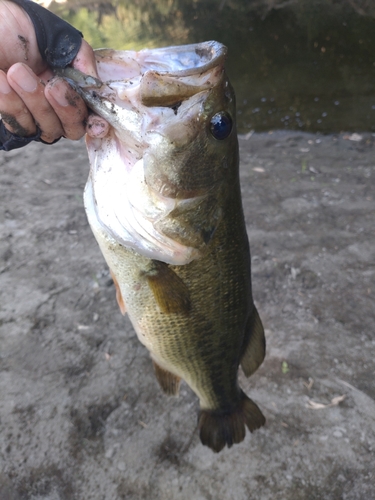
<box><xmin>65</xmin><ymin>41</ymin><xmax>266</xmax><ymax>453</ymax></box>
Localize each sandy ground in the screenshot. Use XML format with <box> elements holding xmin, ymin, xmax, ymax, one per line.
<box><xmin>0</xmin><ymin>130</ymin><xmax>374</xmax><ymax>500</ymax></box>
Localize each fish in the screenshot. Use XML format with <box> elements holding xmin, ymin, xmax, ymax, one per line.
<box><xmin>64</xmin><ymin>41</ymin><xmax>266</xmax><ymax>453</ymax></box>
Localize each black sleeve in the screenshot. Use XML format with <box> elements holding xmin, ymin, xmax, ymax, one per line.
<box><xmin>8</xmin><ymin>0</ymin><xmax>83</xmax><ymax>68</ymax></box>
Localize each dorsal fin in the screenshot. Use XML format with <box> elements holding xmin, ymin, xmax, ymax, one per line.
<box><xmin>240</xmin><ymin>306</ymin><xmax>266</xmax><ymax>377</ymax></box>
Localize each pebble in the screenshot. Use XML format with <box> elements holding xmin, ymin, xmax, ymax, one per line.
<box><xmin>105</xmin><ymin>447</ymin><xmax>115</xmax><ymax>459</ymax></box>
<box><xmin>117</xmin><ymin>461</ymin><xmax>126</xmax><ymax>471</ymax></box>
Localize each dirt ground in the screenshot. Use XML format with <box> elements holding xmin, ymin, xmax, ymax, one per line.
<box><xmin>0</xmin><ymin>130</ymin><xmax>374</xmax><ymax>500</ymax></box>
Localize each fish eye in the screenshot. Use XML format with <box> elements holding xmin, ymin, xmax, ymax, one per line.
<box><xmin>209</xmin><ymin>112</ymin><xmax>233</xmax><ymax>140</ymax></box>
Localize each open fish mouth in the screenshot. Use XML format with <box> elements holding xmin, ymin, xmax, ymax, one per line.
<box><xmin>63</xmin><ymin>41</ymin><xmax>230</xmax><ymax>265</ymax></box>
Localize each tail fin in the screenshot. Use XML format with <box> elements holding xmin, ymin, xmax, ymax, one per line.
<box><xmin>198</xmin><ymin>391</ymin><xmax>265</xmax><ymax>453</ymax></box>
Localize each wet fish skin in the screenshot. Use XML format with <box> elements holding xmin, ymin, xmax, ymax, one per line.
<box><xmin>69</xmin><ymin>42</ymin><xmax>266</xmax><ymax>452</ymax></box>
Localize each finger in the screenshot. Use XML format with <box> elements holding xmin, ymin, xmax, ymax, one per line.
<box><xmin>0</xmin><ymin>68</ymin><xmax>38</xmax><ymax>137</ymax></box>
<box><xmin>7</xmin><ymin>63</ymin><xmax>64</xmax><ymax>143</ymax></box>
<box><xmin>45</xmin><ymin>77</ymin><xmax>88</xmax><ymax>141</ymax></box>
<box><xmin>72</xmin><ymin>39</ymin><xmax>98</xmax><ymax>78</ymax></box>
<box><xmin>0</xmin><ymin>1</ymin><xmax>46</xmax><ymax>75</ymax></box>
<box><xmin>86</xmin><ymin>113</ymin><xmax>110</xmax><ymax>138</ymax></box>
<box><xmin>72</xmin><ymin>40</ymin><xmax>110</xmax><ymax>138</ymax></box>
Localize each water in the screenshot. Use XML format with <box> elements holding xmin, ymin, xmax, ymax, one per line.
<box><xmin>49</xmin><ymin>0</ymin><xmax>375</xmax><ymax>134</ymax></box>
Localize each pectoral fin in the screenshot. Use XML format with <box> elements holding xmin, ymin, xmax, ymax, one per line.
<box><xmin>144</xmin><ymin>261</ymin><xmax>191</xmax><ymax>314</ymax></box>
<box><xmin>110</xmin><ymin>269</ymin><xmax>126</xmax><ymax>315</ymax></box>
<box><xmin>152</xmin><ymin>360</ymin><xmax>181</xmax><ymax>396</ymax></box>
<box><xmin>240</xmin><ymin>306</ymin><xmax>266</xmax><ymax>377</ymax></box>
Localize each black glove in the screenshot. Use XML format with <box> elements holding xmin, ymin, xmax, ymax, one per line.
<box><xmin>9</xmin><ymin>0</ymin><xmax>83</xmax><ymax>68</ymax></box>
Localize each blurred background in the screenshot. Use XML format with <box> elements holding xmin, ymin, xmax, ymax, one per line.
<box><xmin>40</xmin><ymin>0</ymin><xmax>375</xmax><ymax>134</ymax></box>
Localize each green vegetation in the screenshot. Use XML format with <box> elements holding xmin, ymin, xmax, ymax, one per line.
<box><xmin>48</xmin><ymin>0</ymin><xmax>375</xmax><ymax>133</ymax></box>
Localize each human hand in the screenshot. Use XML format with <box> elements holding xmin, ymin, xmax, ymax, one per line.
<box><xmin>0</xmin><ymin>0</ymin><xmax>101</xmax><ymax>145</ymax></box>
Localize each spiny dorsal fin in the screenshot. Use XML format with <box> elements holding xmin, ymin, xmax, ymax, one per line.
<box><xmin>152</xmin><ymin>360</ymin><xmax>181</xmax><ymax>396</ymax></box>
<box><xmin>240</xmin><ymin>306</ymin><xmax>266</xmax><ymax>377</ymax></box>
<box><xmin>145</xmin><ymin>261</ymin><xmax>191</xmax><ymax>314</ymax></box>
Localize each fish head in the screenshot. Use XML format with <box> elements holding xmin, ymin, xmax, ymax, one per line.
<box><xmin>74</xmin><ymin>42</ymin><xmax>238</xmax><ymax>265</ymax></box>
<box><xmin>141</xmin><ymin>65</ymin><xmax>238</xmax><ymax>200</ymax></box>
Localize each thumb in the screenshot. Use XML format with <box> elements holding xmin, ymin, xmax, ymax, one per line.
<box><xmin>71</xmin><ymin>39</ymin><xmax>98</xmax><ymax>78</ymax></box>
<box><xmin>70</xmin><ymin>39</ymin><xmax>110</xmax><ymax>137</ymax></box>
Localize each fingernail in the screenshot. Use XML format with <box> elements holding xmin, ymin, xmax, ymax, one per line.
<box><xmin>0</xmin><ymin>72</ymin><xmax>12</xmax><ymax>94</ymax></box>
<box><xmin>17</xmin><ymin>65</ymin><xmax>38</xmax><ymax>92</ymax></box>
<box><xmin>49</xmin><ymin>79</ymin><xmax>69</xmax><ymax>107</ymax></box>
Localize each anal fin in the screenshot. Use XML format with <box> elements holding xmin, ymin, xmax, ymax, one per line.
<box><xmin>145</xmin><ymin>261</ymin><xmax>191</xmax><ymax>314</ymax></box>
<box><xmin>240</xmin><ymin>306</ymin><xmax>266</xmax><ymax>377</ymax></box>
<box><xmin>110</xmin><ymin>269</ymin><xmax>126</xmax><ymax>315</ymax></box>
<box><xmin>152</xmin><ymin>360</ymin><xmax>181</xmax><ymax>396</ymax></box>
